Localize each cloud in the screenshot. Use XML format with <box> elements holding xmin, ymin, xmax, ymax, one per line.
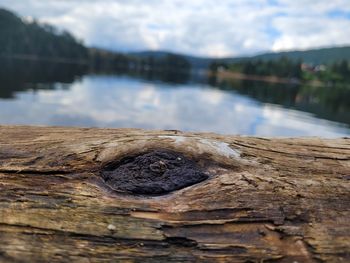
<box><xmin>1</xmin><ymin>0</ymin><xmax>350</xmax><ymax>57</ymax></box>
<box><xmin>272</xmin><ymin>16</ymin><xmax>350</xmax><ymax>51</ymax></box>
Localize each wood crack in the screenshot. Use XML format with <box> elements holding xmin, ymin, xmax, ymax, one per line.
<box><xmin>0</xmin><ymin>126</ymin><xmax>349</xmax><ymax>262</ymax></box>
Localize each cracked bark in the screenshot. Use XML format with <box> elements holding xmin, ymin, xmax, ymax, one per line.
<box><xmin>0</xmin><ymin>125</ymin><xmax>349</xmax><ymax>262</ymax></box>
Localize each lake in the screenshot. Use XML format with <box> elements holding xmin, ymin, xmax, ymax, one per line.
<box><xmin>1</xmin><ymin>60</ymin><xmax>349</xmax><ymax>137</ymax></box>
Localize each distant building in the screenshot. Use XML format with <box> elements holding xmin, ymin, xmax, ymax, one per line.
<box><xmin>315</xmin><ymin>65</ymin><xmax>326</xmax><ymax>72</ymax></box>
<box><xmin>217</xmin><ymin>66</ymin><xmax>225</xmax><ymax>72</ymax></box>
<box><xmin>301</xmin><ymin>63</ymin><xmax>326</xmax><ymax>73</ymax></box>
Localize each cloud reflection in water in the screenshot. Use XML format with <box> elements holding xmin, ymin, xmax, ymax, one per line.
<box><xmin>0</xmin><ymin>75</ymin><xmax>349</xmax><ymax>137</ymax></box>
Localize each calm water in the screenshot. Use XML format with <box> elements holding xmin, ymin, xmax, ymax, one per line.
<box><xmin>1</xmin><ymin>61</ymin><xmax>350</xmax><ymax>137</ymax></box>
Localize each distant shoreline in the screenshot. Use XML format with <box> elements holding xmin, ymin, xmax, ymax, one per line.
<box><xmin>0</xmin><ymin>54</ymin><xmax>88</xmax><ymax>65</ymax></box>
<box><xmin>213</xmin><ymin>70</ymin><xmax>331</xmax><ymax>88</ymax></box>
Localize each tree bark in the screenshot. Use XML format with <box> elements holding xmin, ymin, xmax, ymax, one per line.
<box><xmin>0</xmin><ymin>125</ymin><xmax>349</xmax><ymax>262</ymax></box>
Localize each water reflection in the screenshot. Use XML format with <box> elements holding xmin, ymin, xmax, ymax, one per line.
<box><xmin>1</xmin><ymin>73</ymin><xmax>349</xmax><ymax>137</ymax></box>
<box><xmin>213</xmin><ymin>78</ymin><xmax>350</xmax><ymax>126</ymax></box>
<box><xmin>0</xmin><ymin>59</ymin><xmax>350</xmax><ymax>137</ymax></box>
<box><xmin>0</xmin><ymin>58</ymin><xmax>86</xmax><ymax>98</ymax></box>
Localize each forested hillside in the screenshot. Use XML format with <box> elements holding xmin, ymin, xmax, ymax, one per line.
<box><xmin>0</xmin><ymin>8</ymin><xmax>87</xmax><ymax>60</ymax></box>
<box><xmin>246</xmin><ymin>46</ymin><xmax>350</xmax><ymax>65</ymax></box>
<box><xmin>131</xmin><ymin>46</ymin><xmax>350</xmax><ymax>70</ymax></box>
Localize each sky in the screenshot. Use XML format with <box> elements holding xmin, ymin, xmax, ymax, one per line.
<box><xmin>1</xmin><ymin>0</ymin><xmax>350</xmax><ymax>57</ymax></box>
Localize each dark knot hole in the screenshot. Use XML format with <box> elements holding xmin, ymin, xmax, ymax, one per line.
<box><xmin>101</xmin><ymin>149</ymin><xmax>209</xmax><ymax>195</ymax></box>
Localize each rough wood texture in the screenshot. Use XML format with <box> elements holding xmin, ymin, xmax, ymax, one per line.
<box><xmin>0</xmin><ymin>125</ymin><xmax>349</xmax><ymax>262</ymax></box>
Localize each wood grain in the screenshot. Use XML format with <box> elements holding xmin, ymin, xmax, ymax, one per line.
<box><xmin>0</xmin><ymin>126</ymin><xmax>349</xmax><ymax>262</ymax></box>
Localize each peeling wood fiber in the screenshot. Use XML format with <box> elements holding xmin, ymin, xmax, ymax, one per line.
<box><xmin>0</xmin><ymin>126</ymin><xmax>349</xmax><ymax>262</ymax></box>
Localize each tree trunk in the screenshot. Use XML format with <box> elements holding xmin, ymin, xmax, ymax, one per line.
<box><xmin>0</xmin><ymin>125</ymin><xmax>349</xmax><ymax>262</ymax></box>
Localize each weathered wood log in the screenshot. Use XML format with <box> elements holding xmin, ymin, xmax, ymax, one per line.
<box><xmin>0</xmin><ymin>125</ymin><xmax>349</xmax><ymax>262</ymax></box>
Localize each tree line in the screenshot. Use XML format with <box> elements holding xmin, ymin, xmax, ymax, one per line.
<box><xmin>0</xmin><ymin>9</ymin><xmax>87</xmax><ymax>61</ymax></box>
<box><xmin>210</xmin><ymin>56</ymin><xmax>350</xmax><ymax>85</ymax></box>
<box><xmin>89</xmin><ymin>48</ymin><xmax>191</xmax><ymax>74</ymax></box>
